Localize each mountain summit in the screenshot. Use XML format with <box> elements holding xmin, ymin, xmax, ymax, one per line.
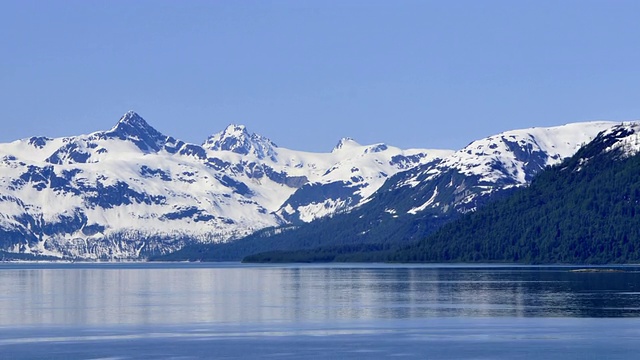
<box><xmin>203</xmin><ymin>124</ymin><xmax>278</xmax><ymax>161</ymax></box>
<box><xmin>104</xmin><ymin>111</ymin><xmax>167</xmax><ymax>152</ymax></box>
<box><xmin>332</xmin><ymin>137</ymin><xmax>361</xmax><ymax>153</ymax></box>
<box><xmin>115</xmin><ymin>110</ymin><xmax>149</xmax><ymax>128</ymax></box>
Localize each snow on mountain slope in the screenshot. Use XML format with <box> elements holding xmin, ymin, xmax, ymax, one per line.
<box><xmin>558</xmin><ymin>121</ymin><xmax>640</xmax><ymax>173</ymax></box>
<box><xmin>203</xmin><ymin>124</ymin><xmax>278</xmax><ymax>161</ymax></box>
<box><xmin>432</xmin><ymin>122</ymin><xmax>618</xmax><ymax>184</ymax></box>
<box><xmin>0</xmin><ymin>111</ymin><xmax>447</xmax><ymax>259</ymax></box>
<box><xmin>271</xmin><ymin>139</ymin><xmax>452</xmax><ymax>222</ymax></box>
<box><xmin>385</xmin><ymin>121</ymin><xmax>618</xmax><ymax>216</ymax></box>
<box><xmin>586</xmin><ymin>121</ymin><xmax>640</xmax><ymax>158</ymax></box>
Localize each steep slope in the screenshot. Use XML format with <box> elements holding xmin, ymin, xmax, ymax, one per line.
<box><xmin>384</xmin><ymin>121</ymin><xmax>615</xmax><ymax>215</ymax></box>
<box><xmin>155</xmin><ymin>121</ymin><xmax>616</xmax><ymax>262</ymax></box>
<box><xmin>0</xmin><ymin>112</ymin><xmax>445</xmax><ymax>259</ymax></box>
<box><xmin>392</xmin><ymin>122</ymin><xmax>640</xmax><ymax>264</ymax></box>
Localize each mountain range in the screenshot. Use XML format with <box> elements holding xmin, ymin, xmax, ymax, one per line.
<box><xmin>0</xmin><ymin>111</ymin><xmax>448</xmax><ymax>259</ymax></box>
<box><xmin>0</xmin><ymin>111</ymin><xmax>623</xmax><ymax>260</ymax></box>
<box><xmin>153</xmin><ymin>120</ymin><xmax>618</xmax><ymax>262</ymax></box>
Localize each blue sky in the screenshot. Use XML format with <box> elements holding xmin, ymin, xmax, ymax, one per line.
<box><xmin>2</xmin><ymin>0</ymin><xmax>639</xmax><ymax>152</ymax></box>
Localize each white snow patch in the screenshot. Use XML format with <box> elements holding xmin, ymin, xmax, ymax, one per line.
<box><xmin>408</xmin><ymin>186</ymin><xmax>439</xmax><ymax>215</ymax></box>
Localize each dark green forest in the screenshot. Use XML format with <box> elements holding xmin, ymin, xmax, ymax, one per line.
<box><xmin>242</xmin><ymin>243</ymin><xmax>393</xmax><ymax>263</ymax></box>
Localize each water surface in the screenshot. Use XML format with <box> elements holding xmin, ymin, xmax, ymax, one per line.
<box><xmin>1</xmin><ymin>263</ymin><xmax>639</xmax><ymax>359</ymax></box>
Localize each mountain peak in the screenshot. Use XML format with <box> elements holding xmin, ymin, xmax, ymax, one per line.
<box><xmin>119</xmin><ymin>110</ymin><xmax>144</xmax><ymax>123</ymax></box>
<box><xmin>111</xmin><ymin>110</ymin><xmax>154</xmax><ymax>131</ymax></box>
<box><xmin>221</xmin><ymin>124</ymin><xmax>249</xmax><ymax>137</ymax></box>
<box><xmin>104</xmin><ymin>111</ymin><xmax>167</xmax><ymax>152</ymax></box>
<box><xmin>332</xmin><ymin>137</ymin><xmax>361</xmax><ymax>152</ymax></box>
<box><xmin>203</xmin><ymin>124</ymin><xmax>278</xmax><ymax>160</ymax></box>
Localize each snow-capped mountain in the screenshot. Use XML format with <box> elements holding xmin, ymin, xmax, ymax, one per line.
<box><xmin>378</xmin><ymin>121</ymin><xmax>617</xmax><ymax>217</ymax></box>
<box><xmin>0</xmin><ymin>111</ymin><xmax>448</xmax><ymax>259</ymax></box>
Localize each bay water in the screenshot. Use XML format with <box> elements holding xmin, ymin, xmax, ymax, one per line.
<box><xmin>1</xmin><ymin>263</ymin><xmax>640</xmax><ymax>359</ymax></box>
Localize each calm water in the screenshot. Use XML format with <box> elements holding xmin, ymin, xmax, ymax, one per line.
<box><xmin>1</xmin><ymin>263</ymin><xmax>640</xmax><ymax>359</ymax></box>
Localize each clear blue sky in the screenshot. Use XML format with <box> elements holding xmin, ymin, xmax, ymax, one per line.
<box><xmin>2</xmin><ymin>0</ymin><xmax>639</xmax><ymax>152</ymax></box>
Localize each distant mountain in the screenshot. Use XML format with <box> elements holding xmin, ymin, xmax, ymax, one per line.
<box><xmin>391</xmin><ymin>122</ymin><xmax>640</xmax><ymax>264</ymax></box>
<box><xmin>0</xmin><ymin>111</ymin><xmax>445</xmax><ymax>259</ymax></box>
<box><xmin>154</xmin><ymin>121</ymin><xmax>616</xmax><ymax>262</ymax></box>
